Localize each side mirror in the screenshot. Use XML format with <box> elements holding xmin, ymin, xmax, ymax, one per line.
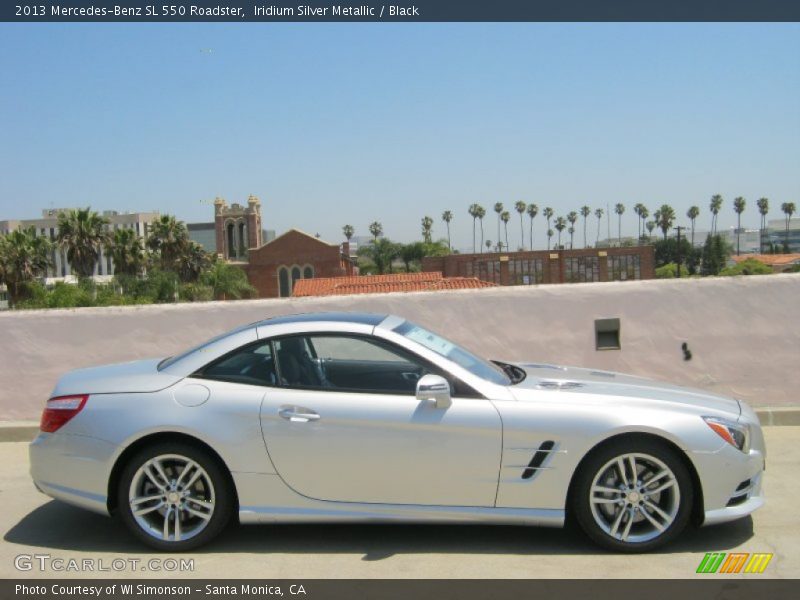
<box><xmin>416</xmin><ymin>374</ymin><xmax>452</xmax><ymax>409</ymax></box>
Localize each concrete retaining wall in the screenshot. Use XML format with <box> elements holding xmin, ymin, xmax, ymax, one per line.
<box><xmin>1</xmin><ymin>274</ymin><xmax>798</xmax><ymax>420</ymax></box>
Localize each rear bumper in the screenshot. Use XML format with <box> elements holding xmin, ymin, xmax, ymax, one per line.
<box><xmin>29</xmin><ymin>432</ymin><xmax>118</xmax><ymax>516</ymax></box>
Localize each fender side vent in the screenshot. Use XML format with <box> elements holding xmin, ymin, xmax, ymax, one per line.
<box><xmin>521</xmin><ymin>440</ymin><xmax>556</xmax><ymax>480</ymax></box>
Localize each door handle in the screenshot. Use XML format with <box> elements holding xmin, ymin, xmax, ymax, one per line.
<box><xmin>278</xmin><ymin>406</ymin><xmax>320</xmax><ymax>423</ymax></box>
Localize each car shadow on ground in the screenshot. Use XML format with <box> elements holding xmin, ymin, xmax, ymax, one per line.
<box><xmin>4</xmin><ymin>500</ymin><xmax>755</xmax><ymax>559</ymax></box>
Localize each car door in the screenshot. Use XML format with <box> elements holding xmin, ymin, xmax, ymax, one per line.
<box><xmin>259</xmin><ymin>333</ymin><xmax>503</xmax><ymax>507</ymax></box>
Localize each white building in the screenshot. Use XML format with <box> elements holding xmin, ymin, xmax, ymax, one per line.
<box><xmin>0</xmin><ymin>208</ymin><xmax>160</xmax><ymax>281</ymax></box>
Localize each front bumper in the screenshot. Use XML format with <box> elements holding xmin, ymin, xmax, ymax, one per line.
<box><xmin>29</xmin><ymin>432</ymin><xmax>118</xmax><ymax>516</ymax></box>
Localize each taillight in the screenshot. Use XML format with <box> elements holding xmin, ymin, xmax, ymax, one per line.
<box><xmin>40</xmin><ymin>395</ymin><xmax>88</xmax><ymax>433</ymax></box>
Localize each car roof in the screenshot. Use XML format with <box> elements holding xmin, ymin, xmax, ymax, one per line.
<box><xmin>256</xmin><ymin>312</ymin><xmax>389</xmax><ymax>328</ymax></box>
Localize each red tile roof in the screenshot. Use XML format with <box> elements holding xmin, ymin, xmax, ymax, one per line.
<box><xmin>292</xmin><ymin>272</ymin><xmax>496</xmax><ymax>297</ymax></box>
<box><xmin>730</xmin><ymin>254</ymin><xmax>800</xmax><ymax>267</ymax></box>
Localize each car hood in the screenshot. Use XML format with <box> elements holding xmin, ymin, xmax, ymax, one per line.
<box><xmin>51</xmin><ymin>358</ymin><xmax>182</xmax><ymax>397</ymax></box>
<box><xmin>508</xmin><ymin>362</ymin><xmax>741</xmax><ymax>417</ymax></box>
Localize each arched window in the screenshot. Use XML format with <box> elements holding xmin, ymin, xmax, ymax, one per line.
<box><xmin>303</xmin><ymin>265</ymin><xmax>314</xmax><ymax>279</ymax></box>
<box><xmin>227</xmin><ymin>222</ymin><xmax>236</xmax><ymax>258</ymax></box>
<box><xmin>238</xmin><ymin>221</ymin><xmax>246</xmax><ymax>255</ymax></box>
<box><xmin>291</xmin><ymin>267</ymin><xmax>302</xmax><ymax>289</ymax></box>
<box><xmin>278</xmin><ymin>267</ymin><xmax>290</xmax><ymax>298</ymax></box>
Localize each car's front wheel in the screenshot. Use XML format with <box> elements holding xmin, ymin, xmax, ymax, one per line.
<box><xmin>572</xmin><ymin>438</ymin><xmax>693</xmax><ymax>552</ymax></box>
<box><xmin>118</xmin><ymin>442</ymin><xmax>233</xmax><ymax>551</ymax></box>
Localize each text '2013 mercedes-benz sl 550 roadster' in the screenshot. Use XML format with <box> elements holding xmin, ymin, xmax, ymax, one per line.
<box><xmin>30</xmin><ymin>312</ymin><xmax>765</xmax><ymax>552</ymax></box>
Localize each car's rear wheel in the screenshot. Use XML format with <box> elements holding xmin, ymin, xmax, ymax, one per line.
<box><xmin>572</xmin><ymin>438</ymin><xmax>693</xmax><ymax>552</ymax></box>
<box><xmin>118</xmin><ymin>442</ymin><xmax>232</xmax><ymax>551</ymax></box>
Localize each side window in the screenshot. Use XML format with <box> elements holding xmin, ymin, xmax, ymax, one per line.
<box><xmin>197</xmin><ymin>341</ymin><xmax>277</xmax><ymax>387</ymax></box>
<box><xmin>274</xmin><ymin>335</ymin><xmax>432</xmax><ymax>395</ymax></box>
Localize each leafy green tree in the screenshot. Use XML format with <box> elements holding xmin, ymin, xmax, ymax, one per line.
<box><xmin>594</xmin><ymin>208</ymin><xmax>604</xmax><ymax>246</ymax></box>
<box><xmin>56</xmin><ymin>208</ymin><xmax>110</xmax><ymax>279</ymax></box>
<box><xmin>368</xmin><ymin>221</ymin><xmax>383</xmax><ymax>242</ymax></box>
<box><xmin>719</xmin><ymin>258</ymin><xmax>773</xmax><ymax>277</ymax></box>
<box><xmin>441</xmin><ymin>210</ymin><xmax>453</xmax><ymax>250</ymax></box>
<box><xmin>655</xmin><ymin>263</ymin><xmax>691</xmax><ymax>279</ymax></box>
<box><xmin>526</xmin><ymin>203</ymin><xmax>538</xmax><ymax>250</ymax></box>
<box><xmin>709</xmin><ymin>194</ymin><xmax>723</xmax><ymax>235</ymax></box>
<box><xmin>177</xmin><ymin>242</ymin><xmax>212</xmax><ymax>283</ymax></box>
<box><xmin>654</xmin><ymin>237</ymin><xmax>699</xmax><ymax>273</ymax></box>
<box><xmin>147</xmin><ymin>215</ymin><xmax>189</xmax><ymax>271</ymax></box>
<box><xmin>110</xmin><ymin>227</ymin><xmax>145</xmax><ymax>277</ymax></box>
<box><xmin>359</xmin><ymin>238</ymin><xmax>400</xmax><ymax>274</ymax></box>
<box><xmin>686</xmin><ymin>206</ymin><xmax>700</xmax><ymax>247</ymax></box>
<box><xmin>399</xmin><ymin>242</ymin><xmax>426</xmax><ymax>272</ymax></box>
<box><xmin>657</xmin><ymin>204</ymin><xmax>676</xmax><ymax>240</ymax></box>
<box><xmin>700</xmin><ymin>234</ymin><xmax>731</xmax><ymax>276</ymax></box>
<box><xmin>0</xmin><ymin>227</ymin><xmax>52</xmax><ymax>306</ymax></box>
<box><xmin>514</xmin><ymin>201</ymin><xmax>527</xmax><ymax>249</ymax></box>
<box><xmin>201</xmin><ymin>259</ymin><xmax>255</xmax><ymax>300</ymax></box>
<box><xmin>733</xmin><ymin>197</ymin><xmax>746</xmax><ymax>255</ymax></box>
<box><xmin>421</xmin><ymin>216</ymin><xmax>434</xmax><ymax>244</ymax></box>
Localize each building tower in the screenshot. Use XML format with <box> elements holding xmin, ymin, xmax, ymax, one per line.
<box><xmin>214</xmin><ymin>195</ymin><xmax>263</xmax><ymax>260</ymax></box>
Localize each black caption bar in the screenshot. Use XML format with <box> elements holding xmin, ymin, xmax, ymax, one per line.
<box><xmin>3</xmin><ymin>0</ymin><xmax>800</xmax><ymax>22</ymax></box>
<box><xmin>3</xmin><ymin>580</ymin><xmax>800</xmax><ymax>600</ymax></box>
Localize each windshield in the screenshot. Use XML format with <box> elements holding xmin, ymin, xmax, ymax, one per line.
<box><xmin>157</xmin><ymin>322</ymin><xmax>255</xmax><ymax>371</ymax></box>
<box><xmin>393</xmin><ymin>321</ymin><xmax>511</xmax><ymax>386</ymax></box>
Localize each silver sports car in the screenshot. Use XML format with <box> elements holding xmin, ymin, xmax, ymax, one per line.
<box><xmin>30</xmin><ymin>312</ymin><xmax>765</xmax><ymax>552</ymax></box>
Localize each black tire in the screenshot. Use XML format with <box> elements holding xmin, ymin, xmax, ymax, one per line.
<box><xmin>571</xmin><ymin>437</ymin><xmax>693</xmax><ymax>552</ymax></box>
<box><xmin>117</xmin><ymin>442</ymin><xmax>233</xmax><ymax>551</ymax></box>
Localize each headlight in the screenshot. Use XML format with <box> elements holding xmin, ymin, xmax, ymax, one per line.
<box><xmin>703</xmin><ymin>416</ymin><xmax>750</xmax><ymax>453</ymax></box>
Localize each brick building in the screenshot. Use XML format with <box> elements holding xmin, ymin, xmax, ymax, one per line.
<box><xmin>214</xmin><ymin>195</ymin><xmax>262</xmax><ymax>260</ymax></box>
<box><xmin>243</xmin><ymin>229</ymin><xmax>356</xmax><ymax>298</ymax></box>
<box><xmin>422</xmin><ymin>246</ymin><xmax>655</xmax><ymax>286</ymax></box>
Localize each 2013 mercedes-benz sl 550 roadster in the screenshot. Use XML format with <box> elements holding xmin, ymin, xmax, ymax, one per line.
<box><xmin>30</xmin><ymin>312</ymin><xmax>765</xmax><ymax>552</ymax></box>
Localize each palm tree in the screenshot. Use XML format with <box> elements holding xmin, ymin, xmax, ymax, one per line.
<box><xmin>639</xmin><ymin>206</ymin><xmax>649</xmax><ymax>243</ymax></box>
<box><xmin>485</xmin><ymin>239</ymin><xmax>493</xmax><ymax>252</ymax></box>
<box><xmin>614</xmin><ymin>203</ymin><xmax>625</xmax><ymax>245</ymax></box>
<box><xmin>554</xmin><ymin>217</ymin><xmax>566</xmax><ymax>249</ymax></box>
<box><xmin>476</xmin><ymin>205</ymin><xmax>487</xmax><ymax>252</ymax></box>
<box><xmin>493</xmin><ymin>202</ymin><xmax>504</xmax><ymax>249</ymax></box>
<box><xmin>686</xmin><ymin>206</ymin><xmax>700</xmax><ymax>247</ymax></box>
<box><xmin>0</xmin><ymin>227</ymin><xmax>52</xmax><ymax>306</ymax></box>
<box><xmin>645</xmin><ymin>220</ymin><xmax>656</xmax><ymax>238</ymax></box>
<box><xmin>526</xmin><ymin>203</ymin><xmax>538</xmax><ymax>250</ymax></box>
<box><xmin>580</xmin><ymin>206</ymin><xmax>591</xmax><ymax>248</ymax></box>
<box><xmin>514</xmin><ymin>201</ymin><xmax>527</xmax><ymax>250</ymax></box>
<box><xmin>178</xmin><ymin>242</ymin><xmax>212</xmax><ymax>283</ymax></box>
<box><xmin>421</xmin><ymin>215</ymin><xmax>434</xmax><ymax>243</ymax></box>
<box><xmin>441</xmin><ymin>210</ymin><xmax>453</xmax><ymax>250</ymax></box>
<box><xmin>781</xmin><ymin>202</ymin><xmax>796</xmax><ymax>250</ymax></box>
<box><xmin>756</xmin><ymin>198</ymin><xmax>769</xmax><ymax>252</ymax></box>
<box><xmin>342</xmin><ymin>224</ymin><xmax>354</xmax><ymax>242</ymax></box>
<box><xmin>547</xmin><ymin>229</ymin><xmax>554</xmax><ymax>249</ymax></box>
<box><xmin>146</xmin><ymin>215</ymin><xmax>189</xmax><ymax>272</ymax></box>
<box><xmin>56</xmin><ymin>208</ymin><xmax>110</xmax><ymax>279</ymax></box>
<box><xmin>500</xmin><ymin>211</ymin><xmax>511</xmax><ymax>251</ymax></box>
<box><xmin>400</xmin><ymin>241</ymin><xmax>426</xmax><ymax>272</ymax></box>
<box><xmin>710</xmin><ymin>194</ymin><xmax>723</xmax><ymax>235</ymax></box>
<box><xmin>201</xmin><ymin>259</ymin><xmax>255</xmax><ymax>300</ymax></box>
<box><xmin>733</xmin><ymin>197</ymin><xmax>746</xmax><ymax>255</ymax></box>
<box><xmin>567</xmin><ymin>212</ymin><xmax>578</xmax><ymax>249</ymax></box>
<box><xmin>543</xmin><ymin>207</ymin><xmax>554</xmax><ymax>250</ymax></box>
<box><xmin>360</xmin><ymin>238</ymin><xmax>399</xmax><ymax>274</ymax></box>
<box><xmin>633</xmin><ymin>203</ymin><xmax>643</xmax><ymax>238</ymax></box>
<box><xmin>594</xmin><ymin>208</ymin><xmax>604</xmax><ymax>246</ymax></box>
<box><xmin>657</xmin><ymin>204</ymin><xmax>676</xmax><ymax>240</ymax></box>
<box><xmin>110</xmin><ymin>227</ymin><xmax>145</xmax><ymax>277</ymax></box>
<box><xmin>368</xmin><ymin>221</ymin><xmax>383</xmax><ymax>242</ymax></box>
<box><xmin>468</xmin><ymin>204</ymin><xmax>481</xmax><ymax>253</ymax></box>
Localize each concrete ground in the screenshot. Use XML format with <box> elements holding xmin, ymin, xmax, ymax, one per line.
<box><xmin>1</xmin><ymin>427</ymin><xmax>798</xmax><ymax>579</ymax></box>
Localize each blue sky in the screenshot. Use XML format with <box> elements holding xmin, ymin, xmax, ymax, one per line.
<box><xmin>1</xmin><ymin>23</ymin><xmax>798</xmax><ymax>249</ymax></box>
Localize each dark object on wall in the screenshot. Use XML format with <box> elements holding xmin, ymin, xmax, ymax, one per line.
<box><xmin>682</xmin><ymin>342</ymin><xmax>693</xmax><ymax>361</ymax></box>
<box><xmin>595</xmin><ymin>318</ymin><xmax>621</xmax><ymax>351</ymax></box>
